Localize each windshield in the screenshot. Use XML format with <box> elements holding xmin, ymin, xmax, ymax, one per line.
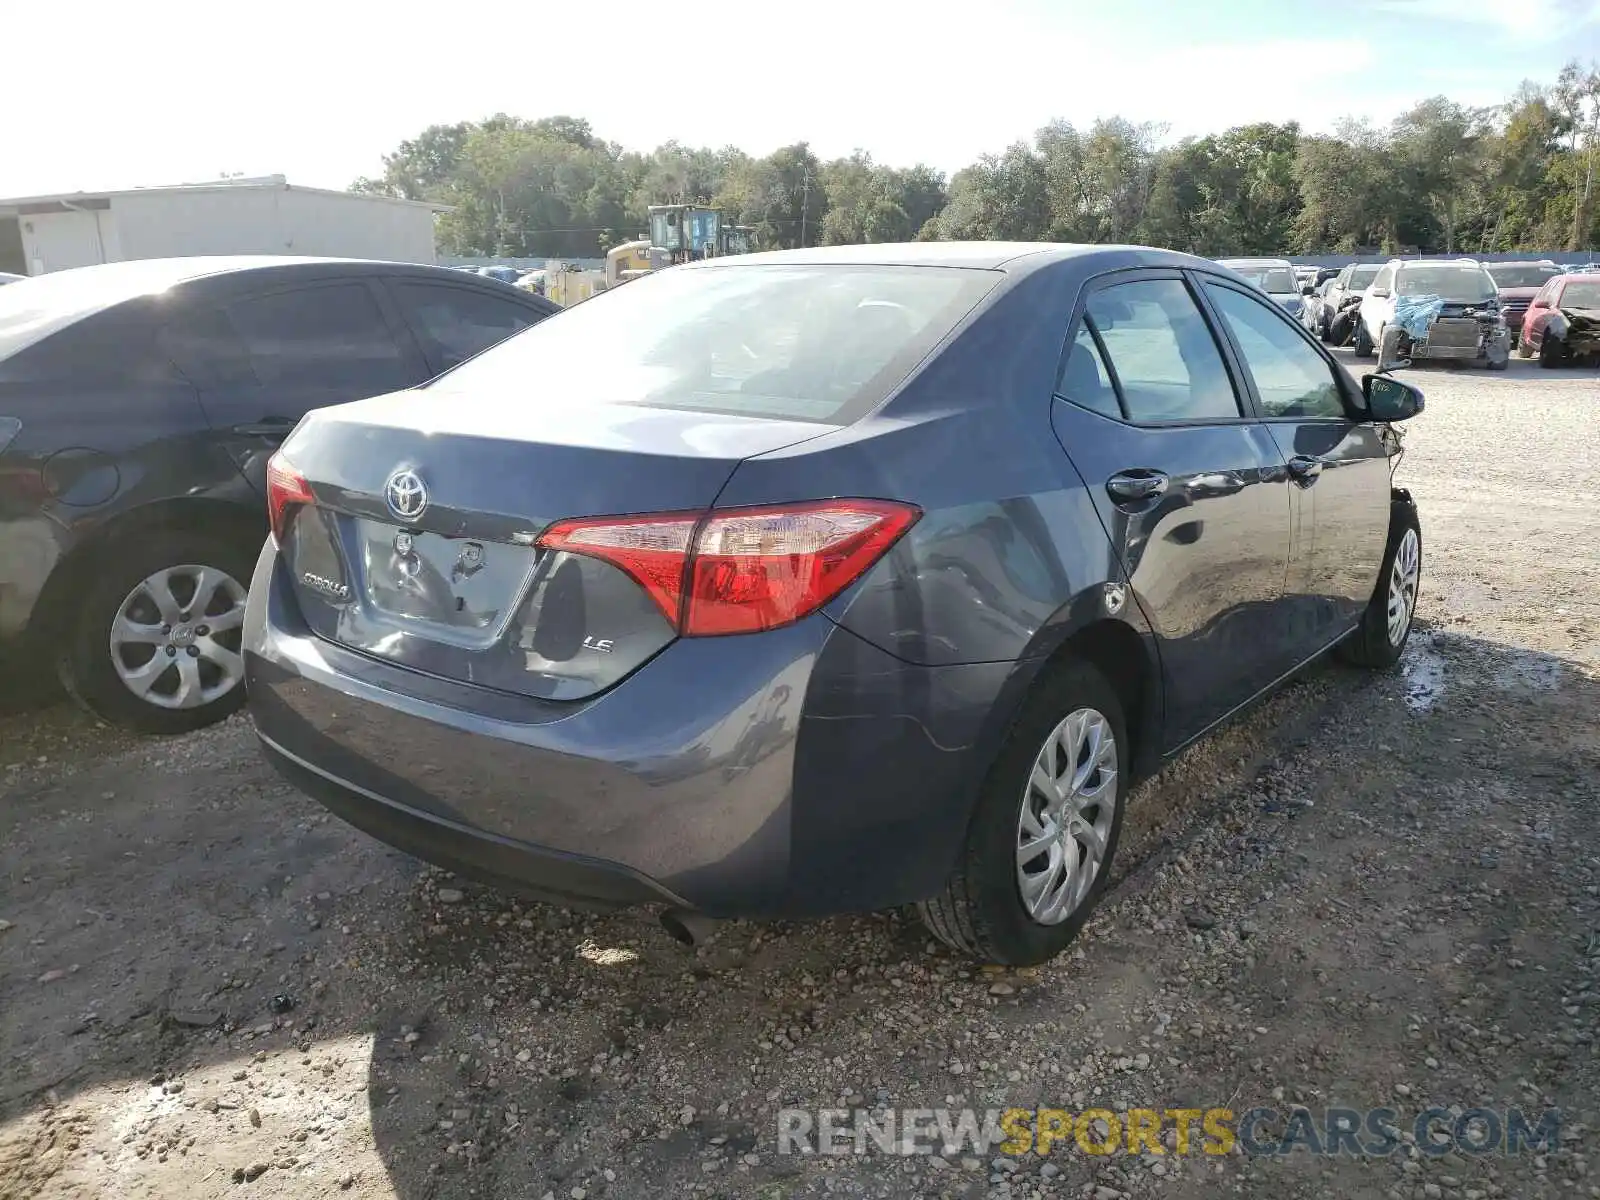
<box><xmin>1224</xmin><ymin>264</ymin><xmax>1297</xmax><ymax>293</ymax></box>
<box><xmin>1562</xmin><ymin>281</ymin><xmax>1600</xmax><ymax>308</ymax></box>
<box><xmin>1396</xmin><ymin>265</ymin><xmax>1498</xmax><ymax>302</ymax></box>
<box><xmin>1488</xmin><ymin>264</ymin><xmax>1561</xmax><ymax>289</ymax></box>
<box><xmin>0</xmin><ymin>260</ymin><xmax>203</xmax><ymax>361</ymax></box>
<box><xmin>1349</xmin><ymin>265</ymin><xmax>1381</xmax><ymax>289</ymax></box>
<box><xmin>426</xmin><ymin>264</ymin><xmax>999</xmax><ymax>424</ymax></box>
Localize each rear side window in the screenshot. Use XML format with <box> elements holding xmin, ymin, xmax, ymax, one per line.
<box><xmin>1057</xmin><ymin>325</ymin><xmax>1121</xmax><ymax>419</ymax></box>
<box><xmin>394</xmin><ymin>283</ymin><xmax>545</xmax><ymax>372</ymax></box>
<box><xmin>425</xmin><ymin>264</ymin><xmax>999</xmax><ymax>424</ymax></box>
<box><xmin>1085</xmin><ymin>279</ymin><xmax>1240</xmax><ymax>422</ymax></box>
<box><xmin>225</xmin><ymin>284</ymin><xmax>414</xmax><ymax>392</ymax></box>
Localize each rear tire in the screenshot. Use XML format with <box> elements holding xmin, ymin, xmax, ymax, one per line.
<box><xmin>1539</xmin><ymin>335</ymin><xmax>1564</xmax><ymax>369</ymax></box>
<box><xmin>1336</xmin><ymin>500</ymin><xmax>1421</xmax><ymax>670</ymax></box>
<box><xmin>918</xmin><ymin>661</ymin><xmax>1129</xmax><ymax>966</ymax></box>
<box><xmin>59</xmin><ymin>530</ymin><xmax>255</xmax><ymax>734</ymax></box>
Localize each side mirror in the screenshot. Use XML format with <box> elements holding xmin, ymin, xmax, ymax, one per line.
<box><xmin>1364</xmin><ymin>374</ymin><xmax>1424</xmax><ymax>422</ymax></box>
<box><xmin>1372</xmin><ymin>288</ymin><xmax>1392</xmax><ymax>298</ymax></box>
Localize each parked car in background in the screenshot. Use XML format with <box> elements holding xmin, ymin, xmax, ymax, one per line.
<box><xmin>1355</xmin><ymin>258</ymin><xmax>1510</xmax><ymax>369</ymax></box>
<box><xmin>1486</xmin><ymin>260</ymin><xmax>1563</xmax><ymax>348</ymax></box>
<box><xmin>247</xmin><ymin>241</ymin><xmax>1426</xmax><ymax>966</ymax></box>
<box><xmin>0</xmin><ymin>272</ymin><xmax>26</xmax><ymax>286</ymax></box>
<box><xmin>1519</xmin><ymin>272</ymin><xmax>1600</xmax><ymax>366</ymax></box>
<box><xmin>0</xmin><ymin>257</ymin><xmax>558</xmax><ymax>731</ymax></box>
<box><xmin>1318</xmin><ymin>263</ymin><xmax>1382</xmax><ymax>341</ymax></box>
<box><xmin>1217</xmin><ymin>257</ymin><xmax>1305</xmax><ymax>318</ymax></box>
<box><xmin>1301</xmin><ymin>277</ymin><xmax>1335</xmax><ymax>337</ymax></box>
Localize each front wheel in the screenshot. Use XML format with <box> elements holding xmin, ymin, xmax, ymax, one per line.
<box><xmin>1337</xmin><ymin>501</ymin><xmax>1421</xmax><ymax>669</ymax></box>
<box><xmin>1353</xmin><ymin>320</ymin><xmax>1375</xmax><ymax>358</ymax></box>
<box><xmin>1539</xmin><ymin>335</ymin><xmax>1565</xmax><ymax>369</ymax></box>
<box><xmin>919</xmin><ymin>662</ymin><xmax>1128</xmax><ymax>965</ymax></box>
<box><xmin>59</xmin><ymin>530</ymin><xmax>254</xmax><ymax>734</ymax></box>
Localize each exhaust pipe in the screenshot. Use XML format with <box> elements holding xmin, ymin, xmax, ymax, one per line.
<box><xmin>659</xmin><ymin>908</ymin><xmax>722</xmax><ymax>948</ymax></box>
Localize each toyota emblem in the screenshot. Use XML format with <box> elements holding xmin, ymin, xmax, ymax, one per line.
<box><xmin>384</xmin><ymin>468</ymin><xmax>428</xmax><ymax>522</ymax></box>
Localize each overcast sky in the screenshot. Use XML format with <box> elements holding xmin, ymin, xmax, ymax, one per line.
<box><xmin>4</xmin><ymin>0</ymin><xmax>1599</xmax><ymax>198</ymax></box>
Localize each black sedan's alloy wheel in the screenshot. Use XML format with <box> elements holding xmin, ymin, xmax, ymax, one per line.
<box><xmin>60</xmin><ymin>531</ymin><xmax>254</xmax><ymax>734</ymax></box>
<box><xmin>1337</xmin><ymin>499</ymin><xmax>1422</xmax><ymax>670</ymax></box>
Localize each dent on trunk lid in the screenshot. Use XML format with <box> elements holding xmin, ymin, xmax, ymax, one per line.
<box><xmin>274</xmin><ymin>397</ymin><xmax>835</xmax><ymax>701</ymax></box>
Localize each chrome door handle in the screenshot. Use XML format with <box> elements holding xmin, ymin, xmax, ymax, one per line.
<box><xmin>1287</xmin><ymin>455</ymin><xmax>1325</xmax><ymax>484</ymax></box>
<box><xmin>1106</xmin><ymin>471</ymin><xmax>1169</xmax><ymax>503</ymax></box>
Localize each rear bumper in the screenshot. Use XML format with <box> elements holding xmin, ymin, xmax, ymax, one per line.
<box><xmin>244</xmin><ymin>542</ymin><xmax>1020</xmax><ymax>918</ymax></box>
<box><xmin>257</xmin><ymin>733</ymin><xmax>689</xmax><ymax>909</ymax></box>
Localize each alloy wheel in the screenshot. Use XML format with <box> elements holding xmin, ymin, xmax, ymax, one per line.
<box><xmin>1386</xmin><ymin>528</ymin><xmax>1420</xmax><ymax>647</ymax></box>
<box><xmin>109</xmin><ymin>564</ymin><xmax>248</xmax><ymax>709</ymax></box>
<box><xmin>1015</xmin><ymin>707</ymin><xmax>1118</xmax><ymax>925</ymax></box>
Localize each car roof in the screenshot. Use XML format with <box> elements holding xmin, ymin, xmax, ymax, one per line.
<box><xmin>685</xmin><ymin>241</ymin><xmax>1218</xmax><ymax>273</ymax></box>
<box><xmin>0</xmin><ymin>256</ymin><xmax>552</xmax><ymax>363</ymax></box>
<box><xmin>1216</xmin><ymin>257</ymin><xmax>1294</xmax><ymax>267</ymax></box>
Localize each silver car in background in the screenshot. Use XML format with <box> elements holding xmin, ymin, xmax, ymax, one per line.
<box><xmin>1217</xmin><ymin>257</ymin><xmax>1305</xmax><ymax>319</ymax></box>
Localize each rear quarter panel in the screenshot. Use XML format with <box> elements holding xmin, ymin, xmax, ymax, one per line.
<box><xmin>715</xmin><ymin>259</ymin><xmax>1130</xmax><ymax>669</ymax></box>
<box><xmin>0</xmin><ymin>302</ymin><xmax>257</xmax><ymax>643</ymax></box>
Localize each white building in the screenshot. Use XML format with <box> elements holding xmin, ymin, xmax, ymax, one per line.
<box><xmin>0</xmin><ymin>176</ymin><xmax>445</xmax><ymax>275</ymax></box>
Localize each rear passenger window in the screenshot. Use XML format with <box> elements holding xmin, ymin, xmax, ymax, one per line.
<box><xmin>1057</xmin><ymin>324</ymin><xmax>1121</xmax><ymax>419</ymax></box>
<box><xmin>1086</xmin><ymin>280</ymin><xmax>1240</xmax><ymax>422</ymax></box>
<box><xmin>395</xmin><ymin>283</ymin><xmax>543</xmax><ymax>372</ymax></box>
<box><xmin>225</xmin><ymin>284</ymin><xmax>415</xmax><ymax>392</ymax></box>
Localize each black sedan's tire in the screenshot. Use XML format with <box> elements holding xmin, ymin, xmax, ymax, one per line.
<box><xmin>59</xmin><ymin>530</ymin><xmax>254</xmax><ymax>735</ymax></box>
<box><xmin>919</xmin><ymin>661</ymin><xmax>1129</xmax><ymax>966</ymax></box>
<box><xmin>1337</xmin><ymin>500</ymin><xmax>1421</xmax><ymax>670</ymax></box>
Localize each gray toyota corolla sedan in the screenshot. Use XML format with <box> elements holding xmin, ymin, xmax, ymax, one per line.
<box><xmin>245</xmin><ymin>242</ymin><xmax>1425</xmax><ymax>965</ymax></box>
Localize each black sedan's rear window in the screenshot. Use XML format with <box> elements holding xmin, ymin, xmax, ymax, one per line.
<box><xmin>425</xmin><ymin>264</ymin><xmax>999</xmax><ymax>424</ymax></box>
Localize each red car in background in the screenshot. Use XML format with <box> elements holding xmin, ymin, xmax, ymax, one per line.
<box><xmin>1520</xmin><ymin>272</ymin><xmax>1600</xmax><ymax>367</ymax></box>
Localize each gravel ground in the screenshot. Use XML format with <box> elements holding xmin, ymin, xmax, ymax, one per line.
<box><xmin>2</xmin><ymin>354</ymin><xmax>1597</xmax><ymax>1200</ymax></box>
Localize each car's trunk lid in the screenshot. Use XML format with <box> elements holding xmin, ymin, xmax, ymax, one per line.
<box><xmin>276</xmin><ymin>393</ymin><xmax>830</xmax><ymax>701</ymax></box>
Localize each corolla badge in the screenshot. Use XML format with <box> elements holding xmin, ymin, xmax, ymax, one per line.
<box><xmin>384</xmin><ymin>467</ymin><xmax>428</xmax><ymax>522</ymax></box>
<box><xmin>301</xmin><ymin>572</ymin><xmax>351</xmax><ymax>601</ymax></box>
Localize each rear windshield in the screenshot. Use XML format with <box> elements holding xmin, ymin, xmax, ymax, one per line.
<box><xmin>1223</xmin><ymin>263</ymin><xmax>1296</xmax><ymax>293</ymax></box>
<box><xmin>0</xmin><ymin>260</ymin><xmax>201</xmax><ymax>361</ymax></box>
<box><xmin>1488</xmin><ymin>264</ymin><xmax>1561</xmax><ymax>289</ymax></box>
<box><xmin>425</xmin><ymin>263</ymin><xmax>999</xmax><ymax>423</ymax></box>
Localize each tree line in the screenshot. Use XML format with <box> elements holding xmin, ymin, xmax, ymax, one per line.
<box><xmin>354</xmin><ymin>62</ymin><xmax>1600</xmax><ymax>260</ymax></box>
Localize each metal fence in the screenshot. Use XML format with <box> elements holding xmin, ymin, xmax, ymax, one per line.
<box><xmin>1283</xmin><ymin>251</ymin><xmax>1595</xmax><ymax>268</ymax></box>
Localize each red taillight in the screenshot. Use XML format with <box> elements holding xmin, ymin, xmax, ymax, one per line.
<box><xmin>266</xmin><ymin>452</ymin><xmax>313</xmax><ymax>545</ymax></box>
<box><xmin>537</xmin><ymin>499</ymin><xmax>920</xmax><ymax>637</ymax></box>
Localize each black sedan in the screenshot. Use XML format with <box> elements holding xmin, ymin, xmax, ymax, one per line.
<box><xmin>0</xmin><ymin>257</ymin><xmax>557</xmax><ymax>730</ymax></box>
